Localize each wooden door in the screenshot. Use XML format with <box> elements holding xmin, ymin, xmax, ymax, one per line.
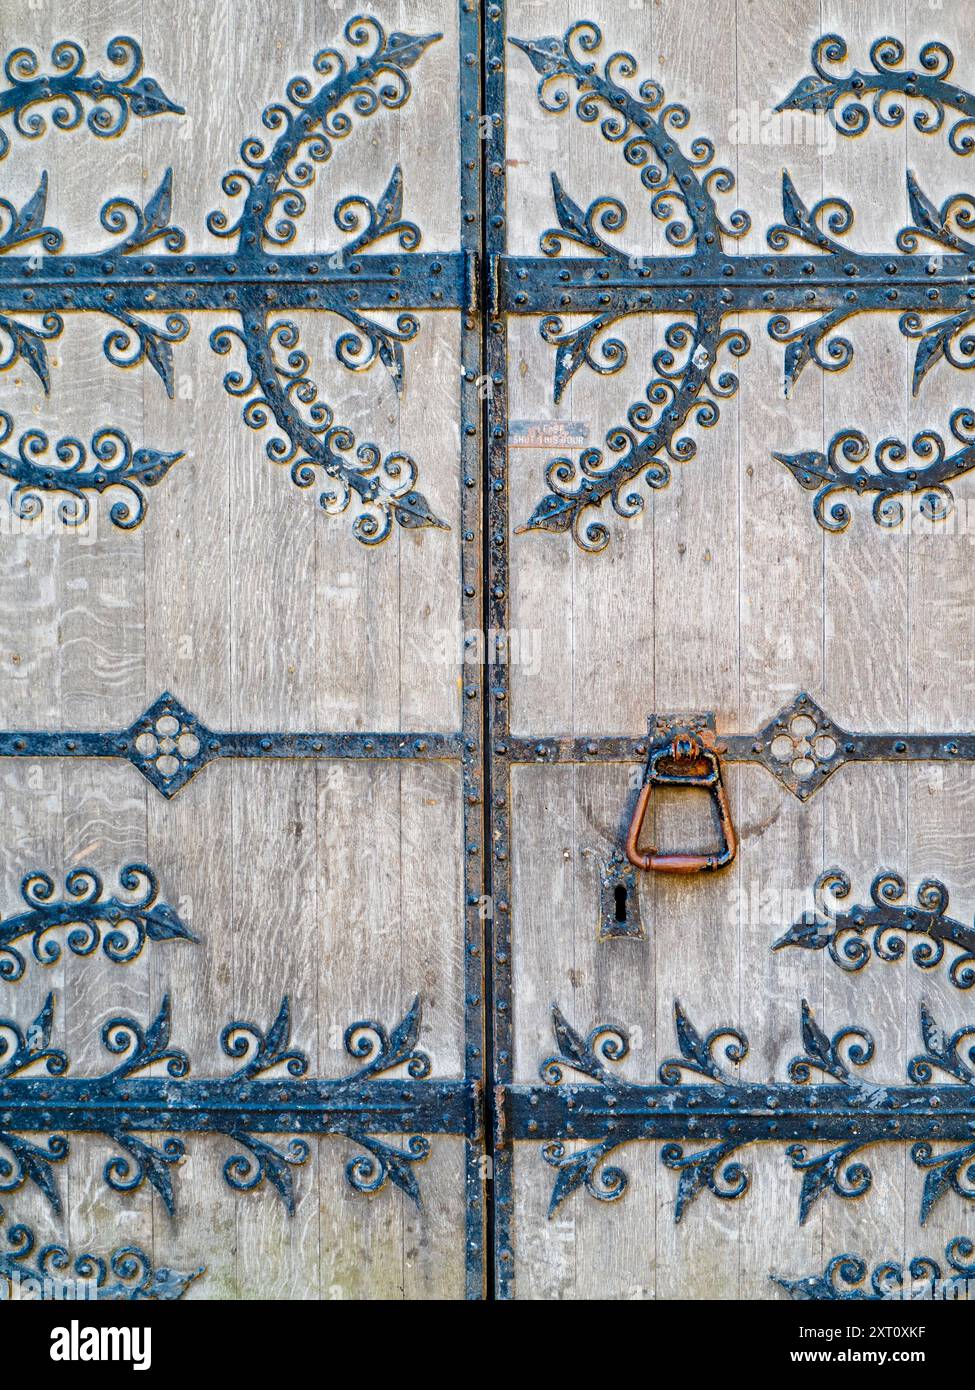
<box><xmin>493</xmin><ymin>0</ymin><xmax>975</xmax><ymax>1301</ymax></box>
<box><xmin>0</xmin><ymin>0</ymin><xmax>485</xmax><ymax>1301</ymax></box>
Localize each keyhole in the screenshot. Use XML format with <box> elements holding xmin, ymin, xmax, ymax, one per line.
<box><xmin>614</xmin><ymin>884</ymin><xmax>628</xmax><ymax>923</ymax></box>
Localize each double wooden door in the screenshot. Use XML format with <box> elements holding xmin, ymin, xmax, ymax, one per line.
<box><xmin>1</xmin><ymin>0</ymin><xmax>974</xmax><ymax>1302</ymax></box>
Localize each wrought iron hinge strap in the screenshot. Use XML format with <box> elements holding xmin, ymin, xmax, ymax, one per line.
<box><xmin>502</xmin><ymin>999</ymin><xmax>975</xmax><ymax>1227</ymax></box>
<box><xmin>0</xmin><ymin>692</ymin><xmax>462</xmax><ymax>798</ymax></box>
<box><xmin>505</xmin><ymin>1083</ymin><xmax>975</xmax><ymax>1140</ymax></box>
<box><xmin>0</xmin><ymin>992</ymin><xmax>481</xmax><ymax>1217</ymax></box>
<box><xmin>505</xmin><ymin>693</ymin><xmax>975</xmax><ymax>803</ymax></box>
<box><xmin>0</xmin><ymin>251</ymin><xmax>467</xmax><ymax>313</ymax></box>
<box><xmin>499</xmin><ymin>253</ymin><xmax>975</xmax><ymax>315</ymax></box>
<box><xmin>0</xmin><ymin>1079</ymin><xmax>475</xmax><ymax>1132</ymax></box>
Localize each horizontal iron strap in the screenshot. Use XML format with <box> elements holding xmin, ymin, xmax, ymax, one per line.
<box><xmin>0</xmin><ymin>730</ymin><xmax>463</xmax><ymax>760</ymax></box>
<box><xmin>500</xmin><ymin>253</ymin><xmax>975</xmax><ymax>314</ymax></box>
<box><xmin>0</xmin><ymin>1078</ymin><xmax>479</xmax><ymax>1136</ymax></box>
<box><xmin>505</xmin><ymin>733</ymin><xmax>975</xmax><ymax>765</ymax></box>
<box><xmin>0</xmin><ymin>251</ymin><xmax>467</xmax><ymax>313</ymax></box>
<box><xmin>504</xmin><ymin>1083</ymin><xmax>975</xmax><ymax>1142</ymax></box>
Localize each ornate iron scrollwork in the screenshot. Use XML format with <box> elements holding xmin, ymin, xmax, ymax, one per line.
<box><xmin>505</xmin><ymin>25</ymin><xmax>975</xmax><ymax>550</ymax></box>
<box><xmin>0</xmin><ymin>18</ymin><xmax>459</xmax><ymax>543</ymax></box>
<box><xmin>772</xmin><ymin>1236</ymin><xmax>975</xmax><ymax>1302</ymax></box>
<box><xmin>503</xmin><ymin>997</ymin><xmax>975</xmax><ymax>1226</ymax></box>
<box><xmin>0</xmin><ymin>863</ymin><xmax>194</xmax><ymax>983</ymax></box>
<box><xmin>0</xmin><ymin>991</ymin><xmax>474</xmax><ymax>1217</ymax></box>
<box><xmin>777</xmin><ymin>35</ymin><xmax>975</xmax><ymax>153</ymax></box>
<box><xmin>0</xmin><ymin>411</ymin><xmax>181</xmax><ymax>530</ymax></box>
<box><xmin>775</xmin><ymin>869</ymin><xmax>975</xmax><ymax>990</ymax></box>
<box><xmin>0</xmin><ymin>36</ymin><xmax>183</xmax><ymax>161</ymax></box>
<box><xmin>775</xmin><ymin>411</ymin><xmax>975</xmax><ymax>533</ymax></box>
<box><xmin>0</xmin><ymin>1206</ymin><xmax>202</xmax><ymax>1301</ymax></box>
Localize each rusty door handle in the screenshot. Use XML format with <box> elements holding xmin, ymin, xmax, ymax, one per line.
<box><xmin>624</xmin><ymin>732</ymin><xmax>737</xmax><ymax>874</ymax></box>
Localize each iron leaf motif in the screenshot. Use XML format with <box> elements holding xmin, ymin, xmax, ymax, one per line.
<box><xmin>100</xmin><ymin>166</ymin><xmax>186</xmax><ymax>255</ymax></box>
<box><xmin>0</xmin><ymin>171</ymin><xmax>62</xmax><ymax>253</ymax></box>
<box><xmin>540</xmin><ymin>1005</ymin><xmax>630</xmax><ymax>1087</ymax></box>
<box><xmin>766</xmin><ymin>170</ymin><xmax>853</xmax><ymax>255</ymax></box>
<box><xmin>0</xmin><ymin>312</ymin><xmax>60</xmax><ymax>392</ymax></box>
<box><xmin>542</xmin><ymin>1140</ymin><xmax>628</xmax><ymax>1217</ymax></box>
<box><xmin>661</xmin><ymin>1141</ymin><xmax>749</xmax><ymax>1223</ymax></box>
<box><xmin>788</xmin><ymin>999</ymin><xmax>874</xmax><ymax>1083</ymax></box>
<box><xmin>0</xmin><ymin>992</ymin><xmax>67</xmax><ymax>1079</ymax></box>
<box><xmin>912</xmin><ymin>1141</ymin><xmax>975</xmax><ymax>1225</ymax></box>
<box><xmin>787</xmin><ymin>1142</ymin><xmax>873</xmax><ymax>1226</ymax></box>
<box><xmin>659</xmin><ymin>1001</ymin><xmax>747</xmax><ymax>1084</ymax></box>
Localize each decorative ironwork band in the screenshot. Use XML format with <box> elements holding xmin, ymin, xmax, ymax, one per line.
<box><xmin>502</xmin><ymin>998</ymin><xmax>975</xmax><ymax>1229</ymax></box>
<box><xmin>505</xmin><ymin>692</ymin><xmax>975</xmax><ymax>802</ymax></box>
<box><xmin>0</xmin><ymin>992</ymin><xmax>477</xmax><ymax>1218</ymax></box>
<box><xmin>0</xmin><ymin>691</ymin><xmax>462</xmax><ymax>797</ymax></box>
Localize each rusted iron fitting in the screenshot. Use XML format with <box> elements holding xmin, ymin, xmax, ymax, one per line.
<box><xmin>625</xmin><ymin>714</ymin><xmax>737</xmax><ymax>874</ymax></box>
